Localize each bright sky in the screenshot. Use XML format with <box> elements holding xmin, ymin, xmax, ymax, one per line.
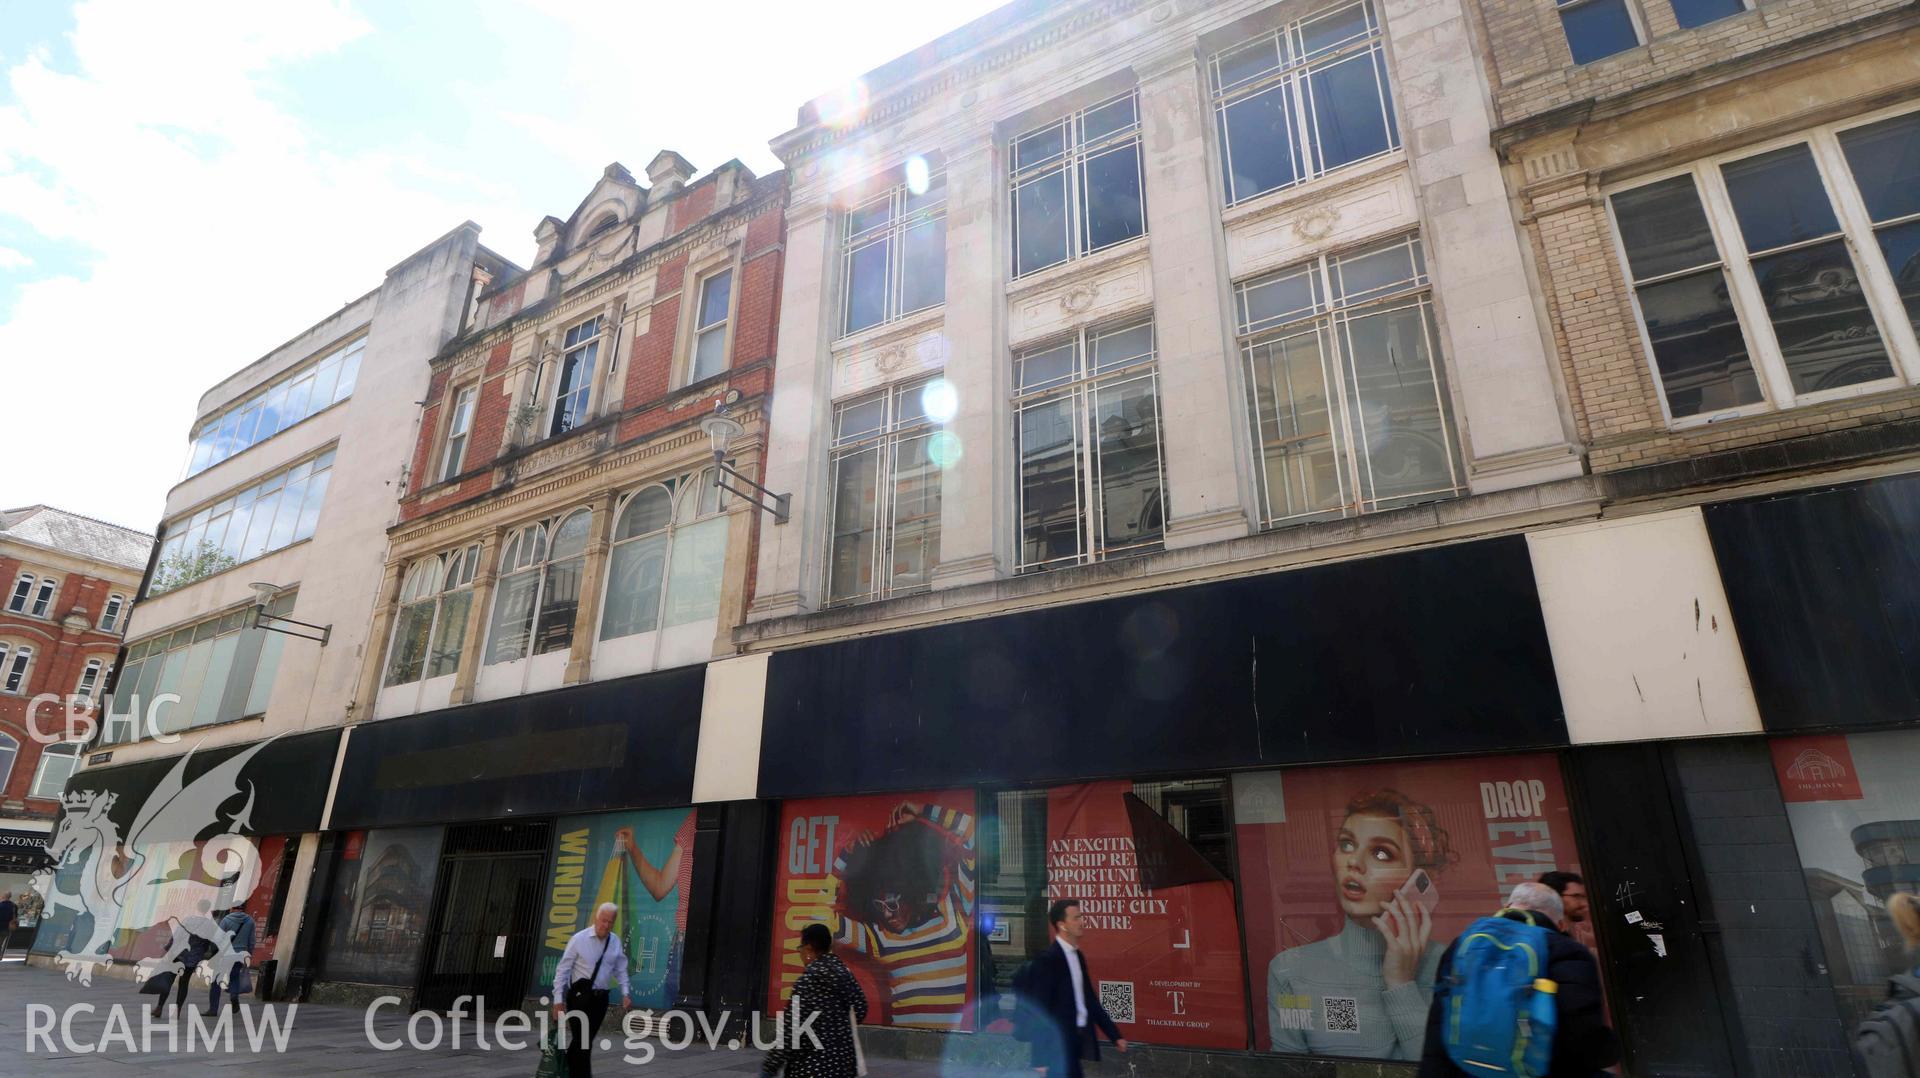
<box><xmin>0</xmin><ymin>0</ymin><xmax>1005</xmax><ymax>533</ymax></box>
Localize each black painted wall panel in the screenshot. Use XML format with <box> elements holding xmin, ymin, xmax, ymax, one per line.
<box><xmin>760</xmin><ymin>536</ymin><xmax>1565</xmax><ymax>798</ymax></box>
<box><xmin>329</xmin><ymin>665</ymin><xmax>704</xmax><ymax>829</ymax></box>
<box><xmin>1705</xmin><ymin>473</ymin><xmax>1920</xmax><ymax>730</ymax></box>
<box><xmin>66</xmin><ymin>728</ymin><xmax>341</xmax><ymax>839</ymax></box>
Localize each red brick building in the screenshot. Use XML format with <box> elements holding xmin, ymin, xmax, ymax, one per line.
<box><xmin>0</xmin><ymin>506</ymin><xmax>150</xmax><ymax>893</ymax></box>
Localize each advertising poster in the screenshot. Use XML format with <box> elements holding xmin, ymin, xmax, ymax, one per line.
<box><xmin>114</xmin><ymin>835</ymin><xmax>290</xmax><ymax>963</ymax></box>
<box><xmin>1044</xmin><ymin>782</ymin><xmax>1248</xmax><ymax>1049</ymax></box>
<box><xmin>770</xmin><ymin>791</ymin><xmax>977</xmax><ymax>1030</ymax></box>
<box><xmin>322</xmin><ymin>826</ymin><xmax>445</xmax><ymax>985</ymax></box>
<box><xmin>1232</xmin><ymin>756</ymin><xmax>1580</xmax><ymax>1060</ymax></box>
<box><xmin>1770</xmin><ymin>730</ymin><xmax>1920</xmax><ymax>1026</ymax></box>
<box><xmin>535</xmin><ymin>807</ymin><xmax>696</xmax><ymax>1010</ymax></box>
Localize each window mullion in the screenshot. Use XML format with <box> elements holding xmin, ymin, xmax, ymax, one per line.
<box><xmin>873</xmin><ymin>435</ymin><xmax>895</xmax><ymax>601</ymax></box>
<box><xmin>1694</xmin><ymin>164</ymin><xmax>1796</xmax><ymax>409</ymax></box>
<box><xmin>1815</xmin><ymin>132</ymin><xmax>1920</xmax><ymax>382</ymax></box>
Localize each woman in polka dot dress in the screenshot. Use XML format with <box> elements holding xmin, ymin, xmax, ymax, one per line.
<box><xmin>765</xmin><ymin>923</ymin><xmax>870</xmax><ymax>1078</ymax></box>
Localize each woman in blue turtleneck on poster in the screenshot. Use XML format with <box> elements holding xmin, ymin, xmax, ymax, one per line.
<box><xmin>1264</xmin><ymin>789</ymin><xmax>1456</xmax><ymax>1061</ymax></box>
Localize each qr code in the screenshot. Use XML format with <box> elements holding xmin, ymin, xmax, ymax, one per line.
<box><xmin>1323</xmin><ymin>996</ymin><xmax>1359</xmax><ymax>1033</ymax></box>
<box><xmin>1098</xmin><ymin>981</ymin><xmax>1135</xmax><ymax>1024</ymax></box>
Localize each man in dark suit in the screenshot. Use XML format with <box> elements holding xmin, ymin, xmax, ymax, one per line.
<box><xmin>1014</xmin><ymin>899</ymin><xmax>1129</xmax><ymax>1078</ymax></box>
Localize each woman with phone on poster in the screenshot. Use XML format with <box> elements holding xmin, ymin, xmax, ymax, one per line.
<box><xmin>1265</xmin><ymin>789</ymin><xmax>1456</xmax><ymax>1061</ymax></box>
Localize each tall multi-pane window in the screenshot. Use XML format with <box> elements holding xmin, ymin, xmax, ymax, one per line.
<box><xmin>1015</xmin><ymin>317</ymin><xmax>1165</xmax><ymax>570</ymax></box>
<box><xmin>600</xmin><ymin>471</ymin><xmax>728</xmax><ymax>641</ymax></box>
<box><xmin>30</xmin><ymin>741</ymin><xmax>81</xmax><ymax>800</ymax></box>
<box><xmin>485</xmin><ymin>510</ymin><xmax>590</xmax><ymax>664</ymax></box>
<box><xmin>0</xmin><ymin>735</ymin><xmax>15</xmax><ymax>793</ymax></box>
<box><xmin>150</xmin><ymin>450</ymin><xmax>336</xmax><ymax>594</ymax></box>
<box><xmin>1557</xmin><ymin>0</ymin><xmax>1640</xmax><ymax>65</ymax></box>
<box><xmin>102</xmin><ymin>595</ymin><xmax>293</xmax><ymax>744</ymax></box>
<box><xmin>1010</xmin><ymin>92</ymin><xmax>1146</xmax><ymax>279</ymax></box>
<box><xmin>75</xmin><ymin>658</ymin><xmax>105</xmax><ymax>703</ymax></box>
<box><xmin>5</xmin><ymin>574</ymin><xmax>30</xmax><ymax>613</ymax></box>
<box><xmin>550</xmin><ymin>317</ymin><xmax>601</xmax><ymax>437</ymax></box>
<box><xmin>841</xmin><ymin>168</ymin><xmax>947</xmax><ymax>337</ymax></box>
<box><xmin>827</xmin><ymin>379</ymin><xmax>943</xmax><ymax>604</ymax></box>
<box><xmin>184</xmin><ymin>339</ymin><xmax>361</xmax><ymax>476</ymax></box>
<box><xmin>1607</xmin><ymin>111</ymin><xmax>1920</xmax><ymax>423</ymax></box>
<box><xmin>0</xmin><ymin>644</ymin><xmax>31</xmax><ymax>693</ymax></box>
<box><xmin>1838</xmin><ymin>112</ymin><xmax>1920</xmax><ymax>341</ymax></box>
<box><xmin>28</xmin><ymin>577</ymin><xmax>56</xmax><ymax>618</ymax></box>
<box><xmin>1210</xmin><ymin>1</ymin><xmax>1399</xmax><ymax>207</ymax></box>
<box><xmin>383</xmin><ymin>544</ymin><xmax>481</xmax><ymax>687</ymax></box>
<box><xmin>1238</xmin><ymin>234</ymin><xmax>1461</xmax><ymax>526</ymax></box>
<box><xmin>100</xmin><ymin>594</ymin><xmax>125</xmax><ymax>632</ymax></box>
<box><xmin>691</xmin><ymin>271</ymin><xmax>733</xmax><ymax>382</ymax></box>
<box><xmin>441</xmin><ymin>386</ymin><xmax>478</xmax><ymax>480</ymax></box>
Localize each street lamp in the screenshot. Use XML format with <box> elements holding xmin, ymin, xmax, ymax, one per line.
<box><xmin>700</xmin><ymin>403</ymin><xmax>790</xmax><ymax>524</ymax></box>
<box><xmin>247</xmin><ymin>582</ymin><xmax>332</xmax><ymax>645</ymax></box>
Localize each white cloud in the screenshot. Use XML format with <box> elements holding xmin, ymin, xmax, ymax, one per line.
<box><xmin>0</xmin><ymin>0</ymin><xmax>1006</xmax><ymax>531</ymax></box>
<box><xmin>0</xmin><ymin>245</ymin><xmax>31</xmax><ymax>269</ymax></box>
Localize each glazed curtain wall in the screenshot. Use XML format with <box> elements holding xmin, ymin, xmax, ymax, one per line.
<box><xmin>764</xmin><ymin>759</ymin><xmax>1592</xmax><ymax>1061</ymax></box>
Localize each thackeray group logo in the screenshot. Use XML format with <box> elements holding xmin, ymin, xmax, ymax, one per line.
<box><xmin>31</xmin><ymin>739</ymin><xmax>273</xmax><ymax>993</ymax></box>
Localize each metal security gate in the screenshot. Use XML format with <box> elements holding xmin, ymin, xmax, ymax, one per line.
<box><xmin>416</xmin><ymin>820</ymin><xmax>551</xmax><ymax>1013</ymax></box>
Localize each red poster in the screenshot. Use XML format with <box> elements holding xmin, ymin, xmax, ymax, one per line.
<box><xmin>1770</xmin><ymin>735</ymin><xmax>1865</xmax><ymax>802</ymax></box>
<box><xmin>1044</xmin><ymin>782</ymin><xmax>1248</xmax><ymax>1049</ymax></box>
<box><xmin>769</xmin><ymin>791</ymin><xmax>977</xmax><ymax>1030</ymax></box>
<box><xmin>1233</xmin><ymin>756</ymin><xmax>1581</xmax><ymax>1060</ymax></box>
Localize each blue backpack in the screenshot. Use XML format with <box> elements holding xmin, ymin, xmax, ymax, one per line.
<box><xmin>1442</xmin><ymin>911</ymin><xmax>1558</xmax><ymax>1076</ymax></box>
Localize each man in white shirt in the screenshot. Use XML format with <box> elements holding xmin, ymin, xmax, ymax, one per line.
<box><xmin>1012</xmin><ymin>899</ymin><xmax>1128</xmax><ymax>1078</ymax></box>
<box><xmin>552</xmin><ymin>902</ymin><xmax>631</xmax><ymax>1078</ymax></box>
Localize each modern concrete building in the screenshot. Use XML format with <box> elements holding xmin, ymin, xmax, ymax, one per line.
<box><xmin>41</xmin><ymin>224</ymin><xmax>512</xmax><ymax>988</ymax></box>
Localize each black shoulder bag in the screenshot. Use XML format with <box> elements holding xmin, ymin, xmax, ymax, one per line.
<box><xmin>565</xmin><ymin>935</ymin><xmax>611</xmax><ymax>1011</ymax></box>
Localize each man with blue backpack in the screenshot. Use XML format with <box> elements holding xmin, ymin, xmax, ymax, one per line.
<box><xmin>1417</xmin><ymin>882</ymin><xmax>1618</xmax><ymax>1077</ymax></box>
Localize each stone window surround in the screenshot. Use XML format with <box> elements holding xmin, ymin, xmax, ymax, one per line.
<box><xmin>434</xmin><ymin>381</ymin><xmax>481</xmax><ymax>484</ymax></box>
<box><xmin>1600</xmin><ymin>100</ymin><xmax>1920</xmax><ymax>430</ymax></box>
<box><xmin>678</xmin><ymin>243</ymin><xmax>744</xmax><ymax>390</ymax></box>
<box><xmin>1555</xmin><ymin>0</ymin><xmax>1650</xmax><ymax>67</ymax></box>
<box><xmin>834</xmin><ymin>156</ymin><xmax>949</xmax><ymax>340</ymax></box>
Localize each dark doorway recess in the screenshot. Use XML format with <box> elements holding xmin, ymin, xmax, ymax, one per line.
<box><xmin>416</xmin><ymin>820</ymin><xmax>551</xmax><ymax>1013</ymax></box>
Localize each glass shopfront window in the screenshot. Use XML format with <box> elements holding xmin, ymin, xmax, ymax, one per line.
<box><xmin>1231</xmin><ymin>755</ymin><xmax>1584</xmax><ymax>1061</ymax></box>
<box><xmin>1771</xmin><ymin>730</ymin><xmax>1920</xmax><ymax>1027</ymax></box>
<box><xmin>320</xmin><ymin>827</ymin><xmax>445</xmax><ymax>986</ymax></box>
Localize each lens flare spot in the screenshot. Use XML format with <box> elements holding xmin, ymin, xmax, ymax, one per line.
<box><xmin>920</xmin><ymin>378</ymin><xmax>958</xmax><ymax>424</ymax></box>
<box><xmin>818</xmin><ymin>80</ymin><xmax>870</xmax><ymax>130</ymax></box>
<box><xmin>927</xmin><ymin>431</ymin><xmax>963</xmax><ymax>469</ymax></box>
<box><xmin>904</xmin><ymin>155</ymin><xmax>931</xmax><ymax>196</ymax></box>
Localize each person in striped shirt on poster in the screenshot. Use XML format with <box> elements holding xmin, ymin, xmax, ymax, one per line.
<box><xmin>832</xmin><ymin>801</ymin><xmax>977</xmax><ymax>1030</ymax></box>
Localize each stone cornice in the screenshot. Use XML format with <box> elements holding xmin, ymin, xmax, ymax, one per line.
<box><xmin>775</xmin><ymin>0</ymin><xmax>1147</xmax><ymax>165</ymax></box>
<box><xmin>1491</xmin><ymin>6</ymin><xmax>1920</xmax><ymax>154</ymax></box>
<box><xmin>390</xmin><ymin>400</ymin><xmax>770</xmax><ymax>547</ymax></box>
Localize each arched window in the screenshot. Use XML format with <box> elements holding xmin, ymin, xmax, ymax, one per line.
<box><xmin>599</xmin><ymin>468</ymin><xmax>729</xmax><ymax>643</ymax></box>
<box><xmin>383</xmin><ymin>544</ymin><xmax>481</xmax><ymax>687</ymax></box>
<box><xmin>100</xmin><ymin>594</ymin><xmax>126</xmax><ymax>632</ymax></box>
<box><xmin>7</xmin><ymin>573</ymin><xmax>34</xmax><ymax>613</ymax></box>
<box><xmin>0</xmin><ymin>733</ymin><xmax>16</xmax><ymax>793</ymax></box>
<box><xmin>0</xmin><ymin>644</ymin><xmax>32</xmax><ymax>694</ymax></box>
<box><xmin>75</xmin><ymin>658</ymin><xmax>106</xmax><ymax>702</ymax></box>
<box><xmin>30</xmin><ymin>577</ymin><xmax>58</xmax><ymax>618</ymax></box>
<box><xmin>589</xmin><ymin>212</ymin><xmax>621</xmax><ymax>238</ymax></box>
<box><xmin>485</xmin><ymin>508</ymin><xmax>590</xmax><ymax>664</ymax></box>
<box><xmin>30</xmin><ymin>740</ymin><xmax>81</xmax><ymax>801</ymax></box>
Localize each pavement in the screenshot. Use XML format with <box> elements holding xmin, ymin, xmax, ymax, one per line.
<box><xmin>0</xmin><ymin>956</ymin><xmax>973</xmax><ymax>1077</ymax></box>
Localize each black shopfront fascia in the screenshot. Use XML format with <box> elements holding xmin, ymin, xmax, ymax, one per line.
<box><xmin>59</xmin><ymin>728</ymin><xmax>341</xmax><ymax>840</ymax></box>
<box><xmin>759</xmin><ymin>533</ymin><xmax>1570</xmax><ymax>798</ymax></box>
<box><xmin>298</xmin><ymin>665</ymin><xmax>712</xmax><ymax>1008</ymax></box>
